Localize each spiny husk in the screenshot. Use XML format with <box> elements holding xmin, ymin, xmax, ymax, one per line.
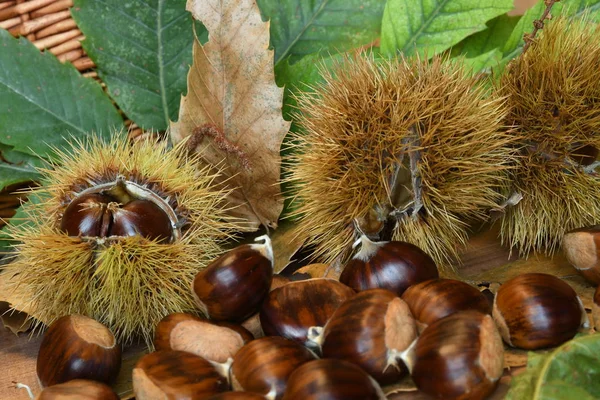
<box><xmin>500</xmin><ymin>16</ymin><xmax>600</xmax><ymax>255</ymax></box>
<box><xmin>1</xmin><ymin>135</ymin><xmax>241</xmax><ymax>345</ymax></box>
<box><xmin>287</xmin><ymin>55</ymin><xmax>514</xmax><ymax>267</ymax></box>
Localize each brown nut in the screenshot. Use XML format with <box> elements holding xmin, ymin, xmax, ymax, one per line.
<box><xmin>36</xmin><ymin>315</ymin><xmax>121</xmax><ymax>388</ymax></box>
<box><xmin>206</xmin><ymin>394</ymin><xmax>268</xmax><ymax>400</ymax></box>
<box><xmin>154</xmin><ymin>313</ymin><xmax>253</xmax><ymax>363</ymax></box>
<box><xmin>311</xmin><ymin>288</ymin><xmax>417</xmax><ymax>385</ymax></box>
<box><xmin>241</xmin><ymin>274</ymin><xmax>291</xmax><ymax>338</ymax></box>
<box><xmin>408</xmin><ymin>311</ymin><xmax>504</xmax><ymax>400</ymax></box>
<box><xmin>402</xmin><ymin>278</ymin><xmax>491</xmax><ymax>332</ymax></box>
<box><xmin>282</xmin><ymin>359</ymin><xmax>386</xmax><ymax>400</ymax></box>
<box><xmin>340</xmin><ymin>235</ymin><xmax>438</xmax><ymax>296</ymax></box>
<box><xmin>192</xmin><ymin>235</ymin><xmax>274</xmax><ymax>322</ymax></box>
<box><xmin>259</xmin><ymin>278</ymin><xmax>354</xmax><ymax>349</ymax></box>
<box><xmin>132</xmin><ymin>350</ymin><xmax>228</xmax><ymax>400</ymax></box>
<box><xmin>231</xmin><ymin>336</ymin><xmax>315</xmax><ymax>399</ymax></box>
<box><xmin>35</xmin><ymin>379</ymin><xmax>119</xmax><ymax>400</ymax></box>
<box><xmin>492</xmin><ymin>273</ymin><xmax>588</xmax><ymax>349</ymax></box>
<box><xmin>563</xmin><ymin>226</ymin><xmax>600</xmax><ymax>285</ymax></box>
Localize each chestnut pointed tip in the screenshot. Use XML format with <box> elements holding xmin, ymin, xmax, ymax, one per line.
<box><xmin>253</xmin><ymin>235</ymin><xmax>274</xmax><ymax>266</ymax></box>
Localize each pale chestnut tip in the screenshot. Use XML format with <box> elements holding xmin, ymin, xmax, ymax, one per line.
<box><xmin>306</xmin><ymin>326</ymin><xmax>325</xmax><ymax>348</ymax></box>
<box><xmin>252</xmin><ymin>235</ymin><xmax>274</xmax><ymax>266</ymax></box>
<box><xmin>352</xmin><ymin>234</ymin><xmax>386</xmax><ymax>261</ymax></box>
<box><xmin>562</xmin><ymin>227</ymin><xmax>600</xmax><ymax>285</ymax></box>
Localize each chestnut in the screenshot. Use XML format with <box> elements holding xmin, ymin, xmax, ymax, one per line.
<box><xmin>193</xmin><ymin>235</ymin><xmax>274</xmax><ymax>322</ymax></box>
<box><xmin>492</xmin><ymin>273</ymin><xmax>588</xmax><ymax>349</ymax></box>
<box><xmin>281</xmin><ymin>359</ymin><xmax>386</xmax><ymax>400</ymax></box>
<box><xmin>35</xmin><ymin>379</ymin><xmax>119</xmax><ymax>400</ymax></box>
<box><xmin>402</xmin><ymin>279</ymin><xmax>491</xmax><ymax>331</ymax></box>
<box><xmin>340</xmin><ymin>235</ymin><xmax>438</xmax><ymax>295</ymax></box>
<box><xmin>154</xmin><ymin>313</ymin><xmax>253</xmax><ymax>363</ymax></box>
<box><xmin>111</xmin><ymin>199</ymin><xmax>172</xmax><ymax>242</ymax></box>
<box><xmin>259</xmin><ymin>278</ymin><xmax>355</xmax><ymax>349</ymax></box>
<box><xmin>408</xmin><ymin>311</ymin><xmax>504</xmax><ymax>400</ymax></box>
<box><xmin>311</xmin><ymin>288</ymin><xmax>417</xmax><ymax>385</ymax></box>
<box><xmin>132</xmin><ymin>350</ymin><xmax>228</xmax><ymax>399</ymax></box>
<box><xmin>36</xmin><ymin>315</ymin><xmax>122</xmax><ymax>388</ymax></box>
<box><xmin>206</xmin><ymin>394</ymin><xmax>267</xmax><ymax>400</ymax></box>
<box><xmin>60</xmin><ymin>193</ymin><xmax>113</xmax><ymax>237</ymax></box>
<box><xmin>593</xmin><ymin>285</ymin><xmax>600</xmax><ymax>332</ymax></box>
<box><xmin>230</xmin><ymin>336</ymin><xmax>315</xmax><ymax>399</ymax></box>
<box><xmin>563</xmin><ymin>226</ymin><xmax>600</xmax><ymax>284</ymax></box>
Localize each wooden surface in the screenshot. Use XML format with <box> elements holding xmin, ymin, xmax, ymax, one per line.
<box><xmin>1</xmin><ymin>223</ymin><xmax>595</xmax><ymax>400</ymax></box>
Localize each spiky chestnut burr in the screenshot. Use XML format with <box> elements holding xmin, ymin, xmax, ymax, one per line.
<box><xmin>499</xmin><ymin>17</ymin><xmax>600</xmax><ymax>255</ymax></box>
<box><xmin>287</xmin><ymin>54</ymin><xmax>512</xmax><ymax>267</ymax></box>
<box><xmin>0</xmin><ymin>135</ymin><xmax>243</xmax><ymax>346</ymax></box>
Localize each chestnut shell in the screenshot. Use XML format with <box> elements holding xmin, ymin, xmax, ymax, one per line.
<box><xmin>492</xmin><ymin>273</ymin><xmax>584</xmax><ymax>349</ymax></box>
<box><xmin>402</xmin><ymin>279</ymin><xmax>491</xmax><ymax>330</ymax></box>
<box><xmin>411</xmin><ymin>311</ymin><xmax>504</xmax><ymax>400</ymax></box>
<box><xmin>282</xmin><ymin>359</ymin><xmax>384</xmax><ymax>400</ymax></box>
<box><xmin>60</xmin><ymin>193</ymin><xmax>113</xmax><ymax>237</ymax></box>
<box><xmin>111</xmin><ymin>199</ymin><xmax>172</xmax><ymax>243</ymax></box>
<box><xmin>36</xmin><ymin>315</ymin><xmax>121</xmax><ymax>388</ymax></box>
<box><xmin>231</xmin><ymin>336</ymin><xmax>315</xmax><ymax>399</ymax></box>
<box><xmin>259</xmin><ymin>278</ymin><xmax>354</xmax><ymax>347</ymax></box>
<box><xmin>340</xmin><ymin>240</ymin><xmax>438</xmax><ymax>295</ymax></box>
<box><xmin>192</xmin><ymin>243</ymin><xmax>273</xmax><ymax>322</ymax></box>
<box><xmin>35</xmin><ymin>379</ymin><xmax>119</xmax><ymax>400</ymax></box>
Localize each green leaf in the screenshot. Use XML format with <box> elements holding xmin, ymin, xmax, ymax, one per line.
<box><xmin>0</xmin><ymin>29</ymin><xmax>122</xmax><ymax>159</ymax></box>
<box><xmin>450</xmin><ymin>14</ymin><xmax>520</xmax><ymax>73</ymax></box>
<box><xmin>506</xmin><ymin>334</ymin><xmax>600</xmax><ymax>400</ymax></box>
<box><xmin>499</xmin><ymin>0</ymin><xmax>600</xmax><ymax>69</ymax></box>
<box><xmin>256</xmin><ymin>0</ymin><xmax>386</xmax><ymax>65</ymax></box>
<box><xmin>0</xmin><ymin>144</ymin><xmax>45</xmax><ymax>192</ymax></box>
<box><xmin>72</xmin><ymin>0</ymin><xmax>198</xmax><ymax>131</ymax></box>
<box><xmin>379</xmin><ymin>0</ymin><xmax>514</xmax><ymax>58</ymax></box>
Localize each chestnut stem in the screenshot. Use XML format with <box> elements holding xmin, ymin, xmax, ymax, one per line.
<box><xmin>398</xmin><ymin>338</ymin><xmax>418</xmax><ymax>374</ymax></box>
<box><xmin>252</xmin><ymin>235</ymin><xmax>274</xmax><ymax>266</ymax></box>
<box><xmin>13</xmin><ymin>382</ymin><xmax>34</xmax><ymax>400</ymax></box>
<box><xmin>577</xmin><ymin>297</ymin><xmax>591</xmax><ymax>329</ymax></box>
<box><xmin>306</xmin><ymin>326</ymin><xmax>324</xmax><ymax>348</ymax></box>
<box><xmin>352</xmin><ymin>234</ymin><xmax>385</xmax><ymax>262</ymax></box>
<box><xmin>209</xmin><ymin>357</ymin><xmax>233</xmax><ymax>383</ymax></box>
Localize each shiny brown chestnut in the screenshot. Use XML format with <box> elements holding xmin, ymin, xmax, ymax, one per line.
<box><xmin>563</xmin><ymin>226</ymin><xmax>600</xmax><ymax>284</ymax></box>
<box><xmin>492</xmin><ymin>273</ymin><xmax>588</xmax><ymax>349</ymax></box>
<box><xmin>231</xmin><ymin>336</ymin><xmax>315</xmax><ymax>399</ymax></box>
<box><xmin>132</xmin><ymin>350</ymin><xmax>228</xmax><ymax>400</ymax></box>
<box><xmin>311</xmin><ymin>288</ymin><xmax>417</xmax><ymax>385</ymax></box>
<box><xmin>193</xmin><ymin>235</ymin><xmax>274</xmax><ymax>322</ymax></box>
<box><xmin>206</xmin><ymin>394</ymin><xmax>268</xmax><ymax>400</ymax></box>
<box><xmin>407</xmin><ymin>311</ymin><xmax>504</xmax><ymax>400</ymax></box>
<box><xmin>340</xmin><ymin>235</ymin><xmax>438</xmax><ymax>295</ymax></box>
<box><xmin>259</xmin><ymin>278</ymin><xmax>355</xmax><ymax>349</ymax></box>
<box><xmin>36</xmin><ymin>315</ymin><xmax>121</xmax><ymax>388</ymax></box>
<box><xmin>281</xmin><ymin>359</ymin><xmax>386</xmax><ymax>400</ymax></box>
<box><xmin>242</xmin><ymin>274</ymin><xmax>291</xmax><ymax>338</ymax></box>
<box><xmin>154</xmin><ymin>312</ymin><xmax>253</xmax><ymax>363</ymax></box>
<box><xmin>402</xmin><ymin>279</ymin><xmax>491</xmax><ymax>332</ymax></box>
<box><xmin>60</xmin><ymin>193</ymin><xmax>113</xmax><ymax>237</ymax></box>
<box><xmin>594</xmin><ymin>285</ymin><xmax>600</xmax><ymax>332</ymax></box>
<box><xmin>111</xmin><ymin>199</ymin><xmax>172</xmax><ymax>242</ymax></box>
<box><xmin>35</xmin><ymin>379</ymin><xmax>119</xmax><ymax>400</ymax></box>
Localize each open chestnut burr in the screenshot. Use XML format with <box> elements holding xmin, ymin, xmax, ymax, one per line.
<box><xmin>401</xmin><ymin>278</ymin><xmax>491</xmax><ymax>332</ymax></box>
<box><xmin>281</xmin><ymin>359</ymin><xmax>386</xmax><ymax>400</ymax></box>
<box><xmin>308</xmin><ymin>288</ymin><xmax>417</xmax><ymax>385</ymax></box>
<box><xmin>36</xmin><ymin>314</ymin><xmax>122</xmax><ymax>388</ymax></box>
<box><xmin>492</xmin><ymin>273</ymin><xmax>588</xmax><ymax>349</ymax></box>
<box><xmin>406</xmin><ymin>310</ymin><xmax>504</xmax><ymax>400</ymax></box>
<box><xmin>192</xmin><ymin>235</ymin><xmax>274</xmax><ymax>322</ymax></box>
<box><xmin>154</xmin><ymin>312</ymin><xmax>253</xmax><ymax>363</ymax></box>
<box><xmin>259</xmin><ymin>278</ymin><xmax>355</xmax><ymax>349</ymax></box>
<box><xmin>340</xmin><ymin>235</ymin><xmax>438</xmax><ymax>295</ymax></box>
<box><xmin>230</xmin><ymin>336</ymin><xmax>315</xmax><ymax>399</ymax></box>
<box><xmin>132</xmin><ymin>350</ymin><xmax>229</xmax><ymax>399</ymax></box>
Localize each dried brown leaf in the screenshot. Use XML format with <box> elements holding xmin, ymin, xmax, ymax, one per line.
<box><xmin>170</xmin><ymin>0</ymin><xmax>290</xmax><ymax>230</ymax></box>
<box><xmin>0</xmin><ymin>301</ymin><xmax>31</xmax><ymax>335</ymax></box>
<box><xmin>270</xmin><ymin>220</ymin><xmax>306</xmax><ymax>273</ymax></box>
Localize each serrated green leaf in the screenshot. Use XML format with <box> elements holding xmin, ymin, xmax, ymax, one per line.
<box><xmin>450</xmin><ymin>14</ymin><xmax>520</xmax><ymax>73</ymax></box>
<box><xmin>72</xmin><ymin>0</ymin><xmax>198</xmax><ymax>131</ymax></box>
<box><xmin>0</xmin><ymin>29</ymin><xmax>122</xmax><ymax>159</ymax></box>
<box><xmin>0</xmin><ymin>144</ymin><xmax>45</xmax><ymax>192</ymax></box>
<box><xmin>257</xmin><ymin>0</ymin><xmax>386</xmax><ymax>65</ymax></box>
<box><xmin>506</xmin><ymin>334</ymin><xmax>600</xmax><ymax>400</ymax></box>
<box><xmin>380</xmin><ymin>0</ymin><xmax>514</xmax><ymax>58</ymax></box>
<box><xmin>499</xmin><ymin>0</ymin><xmax>600</xmax><ymax>70</ymax></box>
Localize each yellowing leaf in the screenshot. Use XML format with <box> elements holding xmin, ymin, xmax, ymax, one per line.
<box><xmin>170</xmin><ymin>0</ymin><xmax>291</xmax><ymax>229</ymax></box>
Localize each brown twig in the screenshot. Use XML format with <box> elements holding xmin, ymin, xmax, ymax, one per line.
<box><xmin>189</xmin><ymin>124</ymin><xmax>251</xmax><ymax>170</ymax></box>
<box><xmin>33</xmin><ymin>28</ymin><xmax>80</xmax><ymax>50</ymax></box>
<box><xmin>72</xmin><ymin>57</ymin><xmax>95</xmax><ymax>71</ymax></box>
<box><xmin>31</xmin><ymin>0</ymin><xmax>73</xmax><ymax>18</ymax></box>
<box><xmin>36</xmin><ymin>17</ymin><xmax>76</xmax><ymax>39</ymax></box>
<box><xmin>521</xmin><ymin>0</ymin><xmax>560</xmax><ymax>55</ymax></box>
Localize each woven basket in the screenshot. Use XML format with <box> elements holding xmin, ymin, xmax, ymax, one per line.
<box><xmin>0</xmin><ymin>0</ymin><xmax>149</xmax><ymax>226</ymax></box>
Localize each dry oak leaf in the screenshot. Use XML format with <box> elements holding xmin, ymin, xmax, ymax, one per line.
<box><xmin>170</xmin><ymin>0</ymin><xmax>291</xmax><ymax>230</ymax></box>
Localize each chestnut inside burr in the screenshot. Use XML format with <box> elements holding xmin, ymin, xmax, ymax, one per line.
<box><xmin>60</xmin><ymin>178</ymin><xmax>177</xmax><ymax>243</ymax></box>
